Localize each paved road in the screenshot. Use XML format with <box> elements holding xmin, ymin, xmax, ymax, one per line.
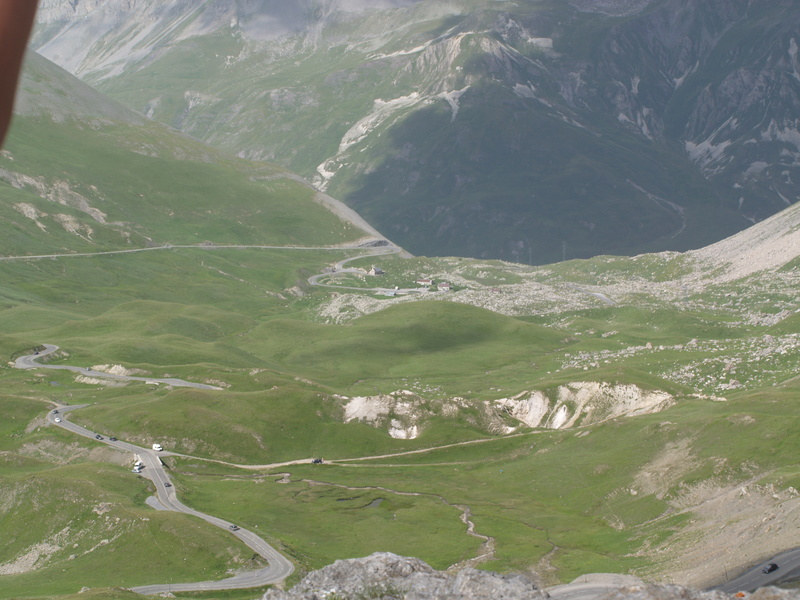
<box><xmin>548</xmin><ymin>574</ymin><xmax>644</xmax><ymax>600</ymax></box>
<box><xmin>712</xmin><ymin>548</ymin><xmax>800</xmax><ymax>593</ymax></box>
<box><xmin>307</xmin><ymin>243</ymin><xmax>445</xmax><ymax>296</ymax></box>
<box><xmin>0</xmin><ymin>239</ymin><xmax>417</xmax><ymax>296</ymax></box>
<box><xmin>0</xmin><ymin>241</ymin><xmax>396</xmax><ymax>262</ymax></box>
<box><xmin>44</xmin><ymin>404</ymin><xmax>294</xmax><ymax>594</ymax></box>
<box><xmin>15</xmin><ymin>344</ymin><xmax>222</xmax><ymax>390</ymax></box>
<box><xmin>545</xmin><ymin>549</ymin><xmax>800</xmax><ymax>600</ymax></box>
<box><xmin>12</xmin><ymin>249</ymin><xmax>799</xmax><ymax>594</ymax></box>
<box><xmin>33</xmin><ymin>360</ymin><xmax>800</xmax><ymax>596</ymax></box>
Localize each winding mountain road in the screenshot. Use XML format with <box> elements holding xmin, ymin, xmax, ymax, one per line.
<box><xmin>306</xmin><ymin>243</ymin><xmax>427</xmax><ymax>293</ymax></box>
<box><xmin>9</xmin><ymin>245</ymin><xmax>798</xmax><ymax>594</ymax></box>
<box><xmin>16</xmin><ymin>344</ymin><xmax>222</xmax><ymax>390</ymax></box>
<box><xmin>40</xmin><ymin>402</ymin><xmax>294</xmax><ymax>595</ymax></box>
<box><xmin>26</xmin><ymin>348</ymin><xmax>800</xmax><ymax>596</ymax></box>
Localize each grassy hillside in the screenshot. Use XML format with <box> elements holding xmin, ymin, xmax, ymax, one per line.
<box><xmin>2</xmin><ymin>228</ymin><xmax>799</xmax><ymax>593</ymax></box>
<box><xmin>3</xmin><ymin>46</ymin><xmax>800</xmax><ymax>600</ymax></box>
<box><xmin>0</xmin><ymin>117</ymin><xmax>360</xmax><ymax>253</ymax></box>
<box><xmin>0</xmin><ymin>394</ymin><xmax>270</xmax><ymax>598</ymax></box>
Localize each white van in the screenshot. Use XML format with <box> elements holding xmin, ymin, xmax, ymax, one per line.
<box><xmin>152</xmin><ymin>443</ymin><xmax>163</xmax><ymax>452</ymax></box>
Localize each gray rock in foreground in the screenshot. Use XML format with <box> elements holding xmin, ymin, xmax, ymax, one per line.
<box><xmin>263</xmin><ymin>553</ymin><xmax>800</xmax><ymax>600</ymax></box>
<box><xmin>263</xmin><ymin>553</ymin><xmax>545</xmax><ymax>600</ymax></box>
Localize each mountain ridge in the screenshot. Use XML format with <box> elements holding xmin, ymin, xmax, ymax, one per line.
<box><xmin>31</xmin><ymin>0</ymin><xmax>800</xmax><ymax>263</ymax></box>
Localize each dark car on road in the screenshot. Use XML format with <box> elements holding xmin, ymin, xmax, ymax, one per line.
<box><xmin>763</xmin><ymin>563</ymin><xmax>779</xmax><ymax>574</ymax></box>
<box><xmin>95</xmin><ymin>434</ymin><xmax>103</xmax><ymax>440</ymax></box>
<box><xmin>109</xmin><ymin>437</ymin><xmax>117</xmax><ymax>441</ymax></box>
<box><xmin>312</xmin><ymin>458</ymin><xmax>323</xmax><ymax>464</ymax></box>
<box><xmin>229</xmin><ymin>524</ymin><xmax>240</xmax><ymax>531</ymax></box>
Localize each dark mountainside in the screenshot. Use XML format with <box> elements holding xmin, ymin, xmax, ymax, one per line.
<box><xmin>31</xmin><ymin>0</ymin><xmax>800</xmax><ymax>263</ymax></box>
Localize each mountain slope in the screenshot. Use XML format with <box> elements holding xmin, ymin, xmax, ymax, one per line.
<box><xmin>30</xmin><ymin>0</ymin><xmax>800</xmax><ymax>263</ymax></box>
<box><xmin>2</xmin><ymin>50</ymin><xmax>385</xmax><ymax>257</ymax></box>
<box><xmin>4</xmin><ymin>15</ymin><xmax>800</xmax><ymax>596</ymax></box>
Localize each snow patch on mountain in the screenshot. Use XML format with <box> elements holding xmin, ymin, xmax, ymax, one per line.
<box><xmin>438</xmin><ymin>87</ymin><xmax>469</xmax><ymax>122</ymax></box>
<box><xmin>762</xmin><ymin>120</ymin><xmax>800</xmax><ymax>152</ymax></box>
<box><xmin>685</xmin><ymin>138</ymin><xmax>732</xmax><ymax>172</ymax></box>
<box><xmin>370</xmin><ymin>42</ymin><xmax>432</xmax><ymax>60</ymax></box>
<box><xmin>513</xmin><ymin>83</ymin><xmax>537</xmax><ymax>99</ymax></box>
<box><xmin>529</xmin><ymin>38</ymin><xmax>553</xmax><ymax>50</ymax></box>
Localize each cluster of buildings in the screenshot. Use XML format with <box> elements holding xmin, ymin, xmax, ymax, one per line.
<box><xmin>366</xmin><ymin>266</ymin><xmax>452</xmax><ymax>294</ymax></box>
<box><xmin>415</xmin><ymin>278</ymin><xmax>450</xmax><ymax>292</ymax></box>
<box><xmin>363</xmin><ymin>264</ymin><xmax>453</xmax><ymax>295</ymax></box>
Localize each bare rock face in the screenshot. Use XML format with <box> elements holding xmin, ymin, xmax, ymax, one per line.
<box><xmin>262</xmin><ymin>553</ymin><xmax>546</xmax><ymax>600</ymax></box>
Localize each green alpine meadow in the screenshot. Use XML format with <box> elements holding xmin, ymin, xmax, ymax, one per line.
<box><xmin>2</xmin><ymin>2</ymin><xmax>800</xmax><ymax>598</ymax></box>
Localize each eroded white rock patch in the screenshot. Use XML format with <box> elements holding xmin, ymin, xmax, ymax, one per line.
<box><xmin>338</xmin><ymin>382</ymin><xmax>673</xmax><ymax>438</ymax></box>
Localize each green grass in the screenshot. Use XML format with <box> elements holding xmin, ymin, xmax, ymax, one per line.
<box><xmin>2</xmin><ymin>70</ymin><xmax>800</xmax><ymax>594</ymax></box>
<box><xmin>0</xmin><ymin>462</ymin><xmax>268</xmax><ymax>598</ymax></box>
<box><xmin>25</xmin><ymin>590</ymin><xmax>143</xmax><ymax>600</ymax></box>
<box><xmin>247</xmin><ymin>301</ymin><xmax>568</xmax><ymax>392</ymax></box>
<box><xmin>1</xmin><ymin>116</ymin><xmax>360</xmax><ymax>254</ymax></box>
<box><xmin>3</xmin><ymin>236</ymin><xmax>799</xmax><ymax>592</ymax></box>
<box><xmin>192</xmin><ymin>387</ymin><xmax>793</xmax><ymax>581</ymax></box>
<box><xmin>174</xmin><ymin>472</ymin><xmax>481</xmax><ymax>572</ymax></box>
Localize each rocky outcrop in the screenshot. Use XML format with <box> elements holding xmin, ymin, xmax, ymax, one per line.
<box><xmin>262</xmin><ymin>553</ymin><xmax>547</xmax><ymax>600</ymax></box>
<box><xmin>262</xmin><ymin>553</ymin><xmax>800</xmax><ymax>600</ymax></box>
<box><xmin>495</xmin><ymin>383</ymin><xmax>674</xmax><ymax>429</ymax></box>
<box><xmin>337</xmin><ymin>383</ymin><xmax>673</xmax><ymax>438</ymax></box>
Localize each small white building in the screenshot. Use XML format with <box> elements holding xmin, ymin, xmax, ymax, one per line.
<box><xmin>437</xmin><ymin>282</ymin><xmax>451</xmax><ymax>292</ymax></box>
<box><xmin>369</xmin><ymin>266</ymin><xmax>385</xmax><ymax>276</ymax></box>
